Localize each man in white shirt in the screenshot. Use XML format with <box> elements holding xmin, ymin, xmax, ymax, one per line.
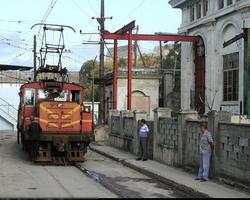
<box><xmin>136</xmin><ymin>119</ymin><xmax>149</xmax><ymax>161</ymax></box>
<box><xmin>195</xmin><ymin>123</ymin><xmax>214</xmax><ymax>182</ymax></box>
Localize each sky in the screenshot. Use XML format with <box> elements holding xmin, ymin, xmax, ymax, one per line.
<box><xmin>0</xmin><ymin>0</ymin><xmax>181</xmax><ymax>71</ymax></box>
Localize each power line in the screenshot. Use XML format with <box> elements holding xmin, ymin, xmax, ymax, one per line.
<box><xmin>79</xmin><ymin>18</ymin><xmax>97</xmax><ymax>32</ymax></box>
<box><xmin>0</xmin><ymin>19</ymin><xmax>39</xmax><ymax>24</ymax></box>
<box><xmin>62</xmin><ymin>55</ymin><xmax>84</xmax><ymax>64</ymax></box>
<box><xmin>111</xmin><ymin>0</ymin><xmax>145</xmax><ymax>31</ymax></box>
<box><xmin>0</xmin><ymin>35</ymin><xmax>32</xmax><ymax>46</ymax></box>
<box><xmin>70</xmin><ymin>50</ymin><xmax>91</xmax><ymax>61</ymax></box>
<box><xmin>104</xmin><ymin>42</ymin><xmax>113</xmax><ymax>59</ymax></box>
<box><xmin>0</xmin><ymin>40</ymin><xmax>32</xmax><ymax>51</ymax></box>
<box><xmin>14</xmin><ymin>52</ymin><xmax>28</xmax><ymax>58</ymax></box>
<box><xmin>0</xmin><ymin>35</ymin><xmax>33</xmax><ymax>49</ymax></box>
<box><xmin>37</xmin><ymin>0</ymin><xmax>58</xmax><ymax>39</ymax></box>
<box><xmin>88</xmin><ymin>0</ymin><xmax>99</xmax><ymax>16</ymax></box>
<box><xmin>71</xmin><ymin>0</ymin><xmax>91</xmax><ymax>18</ymax></box>
<box><xmin>42</xmin><ymin>0</ymin><xmax>58</xmax><ymax>23</ymax></box>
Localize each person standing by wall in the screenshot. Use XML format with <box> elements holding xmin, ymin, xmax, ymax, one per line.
<box><xmin>195</xmin><ymin>123</ymin><xmax>214</xmax><ymax>182</ymax></box>
<box><xmin>136</xmin><ymin>119</ymin><xmax>149</xmax><ymax>161</ymax></box>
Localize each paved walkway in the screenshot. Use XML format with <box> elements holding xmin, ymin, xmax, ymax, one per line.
<box><xmin>89</xmin><ymin>143</ymin><xmax>250</xmax><ymax>198</ymax></box>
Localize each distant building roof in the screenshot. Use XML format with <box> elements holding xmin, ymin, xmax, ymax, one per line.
<box><xmin>107</xmin><ymin>45</ymin><xmax>137</xmax><ymax>59</ymax></box>
<box><xmin>102</xmin><ymin>67</ymin><xmax>161</xmax><ymax>86</ymax></box>
<box><xmin>0</xmin><ymin>64</ymin><xmax>32</xmax><ymax>71</ymax></box>
<box><xmin>168</xmin><ymin>0</ymin><xmax>186</xmax><ymax>8</ymax></box>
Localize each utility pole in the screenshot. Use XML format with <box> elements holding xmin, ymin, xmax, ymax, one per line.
<box><xmin>99</xmin><ymin>0</ymin><xmax>105</xmax><ymax>125</ymax></box>
<box><xmin>159</xmin><ymin>40</ymin><xmax>164</xmax><ymax>107</ymax></box>
<box><xmin>133</xmin><ymin>26</ymin><xmax>139</xmax><ymax>67</ymax></box>
<box><xmin>33</xmin><ymin>35</ymin><xmax>37</xmax><ymax>81</ymax></box>
<box><xmin>92</xmin><ymin>56</ymin><xmax>97</xmax><ymax>132</ymax></box>
<box><xmin>93</xmin><ymin>0</ymin><xmax>112</xmax><ymax>124</ymax></box>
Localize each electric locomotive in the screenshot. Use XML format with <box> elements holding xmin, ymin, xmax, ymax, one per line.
<box><xmin>17</xmin><ymin>24</ymin><xmax>94</xmax><ymax>164</ymax></box>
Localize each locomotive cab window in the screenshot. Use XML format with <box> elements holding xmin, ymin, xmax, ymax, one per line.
<box><xmin>54</xmin><ymin>90</ymin><xmax>68</xmax><ymax>101</ymax></box>
<box><xmin>71</xmin><ymin>90</ymin><xmax>80</xmax><ymax>103</ymax></box>
<box><xmin>24</xmin><ymin>88</ymin><xmax>35</xmax><ymax>106</ymax></box>
<box><xmin>38</xmin><ymin>89</ymin><xmax>46</xmax><ymax>99</ymax></box>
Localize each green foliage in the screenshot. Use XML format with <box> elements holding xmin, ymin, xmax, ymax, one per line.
<box><xmin>80</xmin><ymin>59</ymin><xmax>100</xmax><ymax>102</ymax></box>
<box><xmin>163</xmin><ymin>43</ymin><xmax>181</xmax><ymax>69</ymax></box>
<box><xmin>138</xmin><ymin>54</ymin><xmax>161</xmax><ymax>68</ymax></box>
<box><xmin>118</xmin><ymin>58</ymin><xmax>127</xmax><ymax>67</ymax></box>
<box><xmin>163</xmin><ymin>43</ymin><xmax>181</xmax><ymax>92</ymax></box>
<box><xmin>80</xmin><ymin>59</ymin><xmax>99</xmax><ymax>82</ymax></box>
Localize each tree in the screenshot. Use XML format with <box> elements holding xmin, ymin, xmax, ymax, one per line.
<box><xmin>79</xmin><ymin>60</ymin><xmax>100</xmax><ymax>102</ymax></box>
<box><xmin>162</xmin><ymin>43</ymin><xmax>181</xmax><ymax>92</ymax></box>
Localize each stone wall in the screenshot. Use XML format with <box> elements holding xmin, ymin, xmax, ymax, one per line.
<box><xmin>217</xmin><ymin>123</ymin><xmax>250</xmax><ymax>184</ymax></box>
<box><xmin>108</xmin><ymin>108</ymin><xmax>250</xmax><ymax>186</ymax></box>
<box><xmin>152</xmin><ymin>109</ymin><xmax>250</xmax><ymax>186</ymax></box>
<box><xmin>184</xmin><ymin>120</ymin><xmax>205</xmax><ymax>168</ymax></box>
<box><xmin>109</xmin><ymin>110</ymin><xmax>149</xmax><ymax>156</ymax></box>
<box><xmin>154</xmin><ymin>117</ymin><xmax>179</xmax><ymax>165</ymax></box>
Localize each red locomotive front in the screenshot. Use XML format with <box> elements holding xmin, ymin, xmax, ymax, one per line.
<box><xmin>17</xmin><ymin>80</ymin><xmax>94</xmax><ymax>164</ymax></box>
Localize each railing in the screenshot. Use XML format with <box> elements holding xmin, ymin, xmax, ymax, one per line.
<box><xmin>0</xmin><ymin>97</ymin><xmax>18</xmax><ymax>122</ymax></box>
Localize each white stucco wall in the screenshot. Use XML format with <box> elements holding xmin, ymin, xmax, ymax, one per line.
<box><xmin>0</xmin><ymin>83</ymin><xmax>21</xmax><ymax>130</ymax></box>
<box><xmin>0</xmin><ymin>116</ymin><xmax>14</xmax><ymax>130</ymax></box>
<box><xmin>177</xmin><ymin>0</ymin><xmax>250</xmax><ymax>114</ymax></box>
<box><xmin>105</xmin><ymin>77</ymin><xmax>160</xmax><ymax>120</ymax></box>
<box><xmin>0</xmin><ymin>83</ymin><xmax>21</xmax><ymax>109</ymax></box>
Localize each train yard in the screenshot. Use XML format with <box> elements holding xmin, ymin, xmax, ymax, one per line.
<box><xmin>0</xmin><ymin>131</ymin><xmax>196</xmax><ymax>198</ymax></box>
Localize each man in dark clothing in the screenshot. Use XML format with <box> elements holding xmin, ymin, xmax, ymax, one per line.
<box><xmin>27</xmin><ymin>115</ymin><xmax>42</xmax><ymax>160</ymax></box>
<box><xmin>136</xmin><ymin>119</ymin><xmax>149</xmax><ymax>161</ymax></box>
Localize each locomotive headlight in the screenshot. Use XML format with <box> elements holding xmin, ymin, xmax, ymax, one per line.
<box><xmin>58</xmin><ymin>103</ymin><xmax>63</xmax><ymax>108</ymax></box>
<box><xmin>77</xmin><ymin>142</ymin><xmax>80</xmax><ymax>146</ymax></box>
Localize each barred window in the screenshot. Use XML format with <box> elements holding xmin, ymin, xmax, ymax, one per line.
<box><xmin>190</xmin><ymin>5</ymin><xmax>195</xmax><ymax>22</ymax></box>
<box><xmin>227</xmin><ymin>0</ymin><xmax>233</xmax><ymax>5</ymax></box>
<box><xmin>196</xmin><ymin>2</ymin><xmax>202</xmax><ymax>19</ymax></box>
<box><xmin>218</xmin><ymin>0</ymin><xmax>224</xmax><ymax>9</ymax></box>
<box><xmin>223</xmin><ymin>52</ymin><xmax>239</xmax><ymax>101</ymax></box>
<box><xmin>203</xmin><ymin>0</ymin><xmax>208</xmax><ymax>16</ymax></box>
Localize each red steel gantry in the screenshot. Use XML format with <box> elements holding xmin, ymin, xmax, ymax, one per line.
<box><xmin>102</xmin><ymin>21</ymin><xmax>199</xmax><ymax>110</ymax></box>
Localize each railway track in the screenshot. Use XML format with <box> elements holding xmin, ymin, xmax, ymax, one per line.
<box><xmin>75</xmin><ymin>163</ymin><xmax>131</xmax><ymax>198</ymax></box>
<box><xmin>0</xmin><ymin>131</ymin><xmax>200</xmax><ymax>198</ymax></box>
<box><xmin>74</xmin><ymin>150</ymin><xmax>198</xmax><ymax>198</ymax></box>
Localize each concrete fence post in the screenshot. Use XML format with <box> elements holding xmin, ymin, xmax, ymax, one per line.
<box><xmin>107</xmin><ymin>110</ymin><xmax>121</xmax><ymax>147</ymax></box>
<box><xmin>177</xmin><ymin>110</ymin><xmax>199</xmax><ymax>166</ymax></box>
<box><xmin>207</xmin><ymin>110</ymin><xmax>232</xmax><ymax>178</ymax></box>
<box><xmin>153</xmin><ymin>108</ymin><xmax>172</xmax><ymax>161</ymax></box>
<box><xmin>108</xmin><ymin>109</ymin><xmax>118</xmax><ymax>130</ymax></box>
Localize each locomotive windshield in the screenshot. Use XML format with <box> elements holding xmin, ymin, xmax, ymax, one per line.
<box><xmin>54</xmin><ymin>90</ymin><xmax>68</xmax><ymax>101</ymax></box>
<box><xmin>24</xmin><ymin>89</ymin><xmax>35</xmax><ymax>106</ymax></box>
<box><xmin>38</xmin><ymin>89</ymin><xmax>68</xmax><ymax>101</ymax></box>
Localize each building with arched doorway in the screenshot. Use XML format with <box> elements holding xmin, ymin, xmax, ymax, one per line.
<box><xmin>169</xmin><ymin>0</ymin><xmax>250</xmax><ymax>115</ymax></box>
<box><xmin>104</xmin><ymin>68</ymin><xmax>161</xmax><ymax>120</ymax></box>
